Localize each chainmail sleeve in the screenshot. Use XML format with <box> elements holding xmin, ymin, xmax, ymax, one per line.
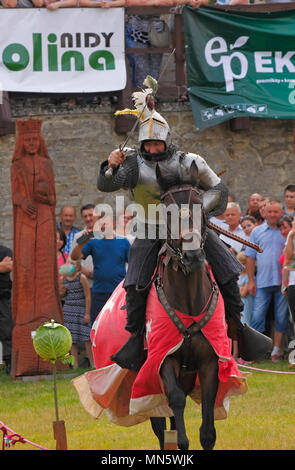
<box><xmin>97</xmin><ymin>150</ymin><xmax>139</xmax><ymax>192</ymax></box>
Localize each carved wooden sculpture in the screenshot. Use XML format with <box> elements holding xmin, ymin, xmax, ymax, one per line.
<box><xmin>10</xmin><ymin>118</ymin><xmax>64</xmax><ymax>377</ymax></box>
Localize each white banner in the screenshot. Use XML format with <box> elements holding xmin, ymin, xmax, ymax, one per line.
<box><xmin>0</xmin><ymin>8</ymin><xmax>126</xmax><ymax>93</ymax></box>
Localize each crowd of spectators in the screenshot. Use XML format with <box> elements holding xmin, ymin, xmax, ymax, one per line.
<box><xmin>210</xmin><ymin>184</ymin><xmax>295</xmax><ymax>365</ymax></box>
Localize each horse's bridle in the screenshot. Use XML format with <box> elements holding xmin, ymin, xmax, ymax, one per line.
<box><xmin>136</xmin><ymin>184</ymin><xmax>207</xmax><ymax>290</ymax></box>
<box><xmin>160</xmin><ymin>184</ymin><xmax>201</xmax><ymax>218</ymax></box>
<box><xmin>159</xmin><ymin>184</ymin><xmax>207</xmax><ymax>273</ymax></box>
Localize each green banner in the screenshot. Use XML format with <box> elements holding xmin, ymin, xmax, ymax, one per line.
<box><xmin>183</xmin><ymin>6</ymin><xmax>295</xmax><ymax>130</ymax></box>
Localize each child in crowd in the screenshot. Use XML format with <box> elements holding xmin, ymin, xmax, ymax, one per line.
<box><xmin>240</xmin><ymin>215</ymin><xmax>257</xmax><ymax>240</ymax></box>
<box><xmin>57</xmin><ymin>227</ymin><xmax>68</xmax><ymax>276</ymax></box>
<box><xmin>237</xmin><ymin>251</ymin><xmax>253</xmax><ymax>326</ymax></box>
<box><xmin>57</xmin><ymin>227</ymin><xmax>68</xmax><ymax>304</ymax></box>
<box><xmin>115</xmin><ymin>209</ymin><xmax>135</xmax><ymax>245</ymax></box>
<box><xmin>235</xmin><ymin>251</ymin><xmax>254</xmax><ymax>364</ymax></box>
<box><xmin>62</xmin><ymin>259</ymin><xmax>94</xmax><ymax>368</ymax></box>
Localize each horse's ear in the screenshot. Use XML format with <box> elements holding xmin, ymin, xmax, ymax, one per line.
<box><xmin>190</xmin><ymin>160</ymin><xmax>199</xmax><ymax>181</ymax></box>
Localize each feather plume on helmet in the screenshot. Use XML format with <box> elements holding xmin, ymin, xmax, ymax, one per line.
<box><xmin>114</xmin><ymin>75</ymin><xmax>171</xmax><ymax>145</ymax></box>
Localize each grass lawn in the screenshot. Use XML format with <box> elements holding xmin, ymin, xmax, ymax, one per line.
<box><xmin>1</xmin><ymin>359</ymin><xmax>295</xmax><ymax>451</ymax></box>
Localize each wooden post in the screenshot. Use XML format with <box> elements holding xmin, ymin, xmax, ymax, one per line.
<box><xmin>164</xmin><ymin>430</ymin><xmax>178</xmax><ymax>450</ymax></box>
<box><xmin>53</xmin><ymin>420</ymin><xmax>67</xmax><ymax>450</ymax></box>
<box><xmin>0</xmin><ymin>91</ymin><xmax>15</xmax><ymax>136</ymax></box>
<box><xmin>52</xmin><ymin>363</ymin><xmax>67</xmax><ymax>450</ymax></box>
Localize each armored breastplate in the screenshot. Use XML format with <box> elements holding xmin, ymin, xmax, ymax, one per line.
<box><xmin>132</xmin><ymin>149</ymin><xmax>221</xmax><ymax>225</ymax></box>
<box><xmin>132</xmin><ymin>150</ymin><xmax>205</xmax><ymax>224</ymax></box>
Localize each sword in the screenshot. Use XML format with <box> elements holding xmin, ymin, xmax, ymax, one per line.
<box><xmin>207</xmin><ymin>220</ymin><xmax>263</xmax><ymax>253</ymax></box>
<box><xmin>104</xmin><ymin>102</ymin><xmax>148</xmax><ymax>178</ymax></box>
<box><xmin>105</xmin><ymin>49</ymin><xmax>176</xmax><ymax>179</ymax></box>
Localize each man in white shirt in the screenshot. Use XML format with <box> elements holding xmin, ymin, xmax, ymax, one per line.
<box><xmin>220</xmin><ymin>202</ymin><xmax>245</xmax><ymax>254</ymax></box>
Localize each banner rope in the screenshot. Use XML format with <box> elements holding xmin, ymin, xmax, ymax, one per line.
<box><xmin>0</xmin><ymin>421</ymin><xmax>49</xmax><ymax>450</ymax></box>
<box><xmin>237</xmin><ymin>364</ymin><xmax>295</xmax><ymax>375</ymax></box>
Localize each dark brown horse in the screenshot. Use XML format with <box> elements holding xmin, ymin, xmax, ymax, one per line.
<box><xmin>149</xmin><ymin>161</ymin><xmax>222</xmax><ymax>450</ymax></box>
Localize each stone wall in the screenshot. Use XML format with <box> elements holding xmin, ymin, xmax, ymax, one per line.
<box><xmin>0</xmin><ymin>97</ymin><xmax>294</xmax><ymax>248</ymax></box>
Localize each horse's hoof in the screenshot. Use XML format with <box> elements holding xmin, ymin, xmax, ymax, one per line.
<box><xmin>178</xmin><ymin>438</ymin><xmax>189</xmax><ymax>451</ymax></box>
<box><xmin>200</xmin><ymin>438</ymin><xmax>216</xmax><ymax>450</ymax></box>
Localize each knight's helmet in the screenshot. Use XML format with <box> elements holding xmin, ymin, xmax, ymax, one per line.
<box><xmin>138</xmin><ymin>112</ymin><xmax>171</xmax><ymax>148</ymax></box>
<box><xmin>114</xmin><ymin>75</ymin><xmax>171</xmax><ymax>148</ymax></box>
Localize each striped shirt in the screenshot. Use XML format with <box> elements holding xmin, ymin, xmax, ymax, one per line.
<box><xmin>57</xmin><ymin>224</ymin><xmax>80</xmax><ymax>255</ymax></box>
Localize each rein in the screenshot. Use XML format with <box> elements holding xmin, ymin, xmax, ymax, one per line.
<box><xmin>135</xmin><ymin>241</ymin><xmax>163</xmax><ymax>293</ymax></box>
<box><xmin>135</xmin><ymin>240</ymin><xmax>183</xmax><ymax>293</ymax></box>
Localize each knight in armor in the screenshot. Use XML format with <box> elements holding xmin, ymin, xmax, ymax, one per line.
<box><xmin>97</xmin><ymin>91</ymin><xmax>246</xmax><ymax>368</ymax></box>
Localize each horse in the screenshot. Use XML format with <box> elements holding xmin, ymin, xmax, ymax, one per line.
<box><xmin>72</xmin><ymin>161</ymin><xmax>247</xmax><ymax>451</ymax></box>
<box><xmin>145</xmin><ymin>161</ymin><xmax>222</xmax><ymax>450</ymax></box>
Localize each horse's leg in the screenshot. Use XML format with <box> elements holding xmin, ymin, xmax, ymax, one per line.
<box><xmin>198</xmin><ymin>356</ymin><xmax>219</xmax><ymax>450</ymax></box>
<box><xmin>160</xmin><ymin>357</ymin><xmax>189</xmax><ymax>450</ymax></box>
<box><xmin>149</xmin><ymin>417</ymin><xmax>176</xmax><ymax>449</ymax></box>
<box><xmin>150</xmin><ymin>417</ymin><xmax>166</xmax><ymax>450</ymax></box>
<box><xmin>169</xmin><ymin>416</ymin><xmax>176</xmax><ymax>430</ymax></box>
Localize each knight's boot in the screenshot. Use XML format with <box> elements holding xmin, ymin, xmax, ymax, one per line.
<box><xmin>218</xmin><ymin>276</ymin><xmax>244</xmax><ymax>341</ymax></box>
<box><xmin>125</xmin><ymin>285</ymin><xmax>147</xmax><ymax>334</ymax></box>
<box><xmin>110</xmin><ymin>286</ymin><xmax>148</xmax><ymax>371</ymax></box>
<box><xmin>219</xmin><ymin>276</ymin><xmax>272</xmax><ymax>362</ymax></box>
